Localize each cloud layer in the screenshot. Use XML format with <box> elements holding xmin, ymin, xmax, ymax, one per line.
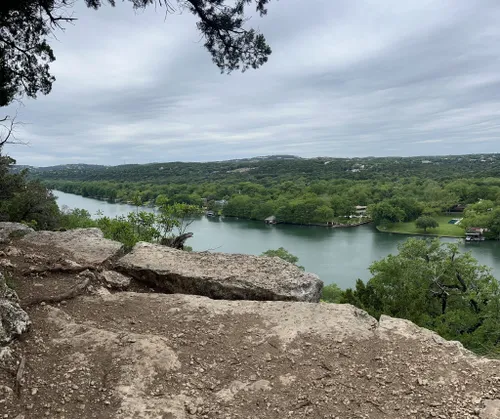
<box><xmin>4</xmin><ymin>0</ymin><xmax>500</xmax><ymax>165</ymax></box>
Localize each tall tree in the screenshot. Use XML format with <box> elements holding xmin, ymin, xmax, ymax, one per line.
<box><xmin>0</xmin><ymin>0</ymin><xmax>273</xmax><ymax>107</ymax></box>
<box><xmin>415</xmin><ymin>215</ymin><xmax>439</xmax><ymax>232</ymax></box>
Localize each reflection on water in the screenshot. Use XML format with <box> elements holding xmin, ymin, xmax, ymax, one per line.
<box><xmin>54</xmin><ymin>190</ymin><xmax>500</xmax><ymax>288</ymax></box>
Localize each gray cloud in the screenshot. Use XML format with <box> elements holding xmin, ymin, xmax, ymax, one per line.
<box><xmin>4</xmin><ymin>0</ymin><xmax>500</xmax><ymax>165</ymax></box>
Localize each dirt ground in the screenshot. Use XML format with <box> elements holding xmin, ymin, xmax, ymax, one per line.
<box><xmin>1</xmin><ymin>238</ymin><xmax>500</xmax><ymax>419</ymax></box>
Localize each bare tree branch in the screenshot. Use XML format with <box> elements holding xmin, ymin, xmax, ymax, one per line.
<box><xmin>1</xmin><ymin>1</ymin><xmax>272</xmax><ymax>107</ymax></box>
<box><xmin>0</xmin><ymin>112</ymin><xmax>28</xmax><ymax>151</ymax></box>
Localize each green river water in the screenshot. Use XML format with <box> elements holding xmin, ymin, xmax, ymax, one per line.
<box><xmin>54</xmin><ymin>190</ymin><xmax>500</xmax><ymax>288</ymax></box>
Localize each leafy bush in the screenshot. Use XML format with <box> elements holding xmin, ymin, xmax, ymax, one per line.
<box><xmin>58</xmin><ymin>208</ymin><xmax>97</xmax><ymax>229</ymax></box>
<box><xmin>343</xmin><ymin>238</ymin><xmax>500</xmax><ymax>356</ymax></box>
<box><xmin>56</xmin><ymin>205</ymin><xmax>201</xmax><ymax>251</ymax></box>
<box><xmin>321</xmin><ymin>283</ymin><xmax>343</xmax><ymax>303</ymax></box>
<box><xmin>0</xmin><ymin>156</ymin><xmax>60</xmax><ymax>229</ymax></box>
<box><xmin>260</xmin><ymin>247</ymin><xmax>305</xmax><ymax>270</ymax></box>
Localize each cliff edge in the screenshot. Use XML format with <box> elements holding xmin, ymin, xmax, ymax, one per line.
<box><xmin>0</xmin><ymin>225</ymin><xmax>499</xmax><ymax>419</ymax></box>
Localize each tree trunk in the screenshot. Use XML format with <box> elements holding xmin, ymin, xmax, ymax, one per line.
<box><xmin>160</xmin><ymin>232</ymin><xmax>194</xmax><ymax>250</ymax></box>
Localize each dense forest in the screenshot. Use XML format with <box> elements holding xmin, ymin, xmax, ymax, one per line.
<box><xmin>23</xmin><ymin>154</ymin><xmax>500</xmax><ymax>184</ymax></box>
<box><xmin>29</xmin><ymin>154</ymin><xmax>500</xmax><ymax>235</ymax></box>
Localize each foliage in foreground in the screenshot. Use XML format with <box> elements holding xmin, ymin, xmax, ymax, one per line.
<box><xmin>260</xmin><ymin>247</ymin><xmax>303</xmax><ymax>269</ymax></box>
<box><xmin>342</xmin><ymin>238</ymin><xmax>500</xmax><ymax>356</ymax></box>
<box><xmin>260</xmin><ymin>247</ymin><xmax>342</xmax><ymax>301</ymax></box>
<box><xmin>58</xmin><ymin>203</ymin><xmax>201</xmax><ymax>251</ymax></box>
<box><xmin>321</xmin><ymin>283</ymin><xmax>344</xmax><ymax>303</ymax></box>
<box><xmin>0</xmin><ymin>155</ymin><xmax>59</xmax><ymax>229</ymax></box>
<box><xmin>261</xmin><ymin>247</ymin><xmax>298</xmax><ymax>263</ymax></box>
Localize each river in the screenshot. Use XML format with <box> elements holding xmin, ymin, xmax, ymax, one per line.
<box><xmin>53</xmin><ymin>190</ymin><xmax>500</xmax><ymax>288</ymax></box>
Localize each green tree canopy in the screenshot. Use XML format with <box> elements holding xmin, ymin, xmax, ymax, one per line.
<box><xmin>0</xmin><ymin>155</ymin><xmax>59</xmax><ymax>227</ymax></box>
<box><xmin>260</xmin><ymin>247</ymin><xmax>304</xmax><ymax>270</ymax></box>
<box><xmin>415</xmin><ymin>215</ymin><xmax>439</xmax><ymax>232</ymax></box>
<box><xmin>343</xmin><ymin>238</ymin><xmax>500</xmax><ymax>355</ymax></box>
<box><xmin>368</xmin><ymin>201</ymin><xmax>405</xmax><ymax>226</ymax></box>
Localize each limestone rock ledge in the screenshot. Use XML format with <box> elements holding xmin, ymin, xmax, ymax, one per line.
<box><xmin>21</xmin><ymin>228</ymin><xmax>123</xmax><ymax>266</ymax></box>
<box><xmin>2</xmin><ymin>293</ymin><xmax>498</xmax><ymax>419</ymax></box>
<box><xmin>116</xmin><ymin>242</ymin><xmax>323</xmax><ymax>302</ymax></box>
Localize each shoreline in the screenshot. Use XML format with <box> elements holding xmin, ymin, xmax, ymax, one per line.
<box><xmin>53</xmin><ymin>190</ymin><xmax>374</xmax><ymax>229</ymax></box>
<box><xmin>376</xmin><ymin>226</ymin><xmax>463</xmax><ymax>239</ymax></box>
<box><xmin>214</xmin><ymin>216</ymin><xmax>373</xmax><ymax>229</ymax></box>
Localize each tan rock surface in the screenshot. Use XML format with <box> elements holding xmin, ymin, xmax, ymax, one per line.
<box><xmin>1</xmin><ymin>292</ymin><xmax>498</xmax><ymax>419</ymax></box>
<box><xmin>116</xmin><ymin>242</ymin><xmax>323</xmax><ymax>302</ymax></box>
<box><xmin>0</xmin><ymin>222</ymin><xmax>34</xmax><ymax>244</ymax></box>
<box><xmin>1</xmin><ymin>229</ymin><xmax>499</xmax><ymax>418</ymax></box>
<box><xmin>21</xmin><ymin>228</ymin><xmax>123</xmax><ymax>266</ymax></box>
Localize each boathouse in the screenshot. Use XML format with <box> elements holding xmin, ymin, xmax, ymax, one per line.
<box><xmin>265</xmin><ymin>215</ymin><xmax>277</xmax><ymax>225</ymax></box>
<box><xmin>465</xmin><ymin>227</ymin><xmax>487</xmax><ymax>242</ymax></box>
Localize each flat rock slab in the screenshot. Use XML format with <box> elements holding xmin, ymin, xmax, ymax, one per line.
<box><xmin>2</xmin><ymin>293</ymin><xmax>498</xmax><ymax>419</ymax></box>
<box><xmin>21</xmin><ymin>228</ymin><xmax>123</xmax><ymax>266</ymax></box>
<box><xmin>116</xmin><ymin>242</ymin><xmax>323</xmax><ymax>302</ymax></box>
<box><xmin>0</xmin><ymin>222</ymin><xmax>34</xmax><ymax>244</ymax></box>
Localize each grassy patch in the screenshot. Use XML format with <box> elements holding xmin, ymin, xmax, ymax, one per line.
<box><xmin>377</xmin><ymin>215</ymin><xmax>465</xmax><ymax>237</ymax></box>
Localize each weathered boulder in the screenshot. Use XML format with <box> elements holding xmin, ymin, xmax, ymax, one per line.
<box><xmin>116</xmin><ymin>242</ymin><xmax>323</xmax><ymax>302</ymax></box>
<box><xmin>0</xmin><ymin>222</ymin><xmax>34</xmax><ymax>244</ymax></box>
<box><xmin>0</xmin><ymin>272</ymin><xmax>30</xmax><ymax>345</ymax></box>
<box><xmin>2</xmin><ymin>292</ymin><xmax>497</xmax><ymax>419</ymax></box>
<box><xmin>21</xmin><ymin>228</ymin><xmax>123</xmax><ymax>266</ymax></box>
<box><xmin>101</xmin><ymin>270</ymin><xmax>131</xmax><ymax>289</ymax></box>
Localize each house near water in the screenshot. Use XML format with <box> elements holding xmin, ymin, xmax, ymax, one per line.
<box><xmin>355</xmin><ymin>205</ymin><xmax>367</xmax><ymax>216</ymax></box>
<box><xmin>265</xmin><ymin>215</ymin><xmax>277</xmax><ymax>225</ymax></box>
<box><xmin>465</xmin><ymin>227</ymin><xmax>487</xmax><ymax>242</ymax></box>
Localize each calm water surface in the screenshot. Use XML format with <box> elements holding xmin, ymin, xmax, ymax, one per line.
<box><xmin>54</xmin><ymin>190</ymin><xmax>500</xmax><ymax>288</ymax></box>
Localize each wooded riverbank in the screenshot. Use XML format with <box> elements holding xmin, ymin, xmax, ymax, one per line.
<box><xmin>53</xmin><ymin>190</ymin><xmax>500</xmax><ymax>288</ymax></box>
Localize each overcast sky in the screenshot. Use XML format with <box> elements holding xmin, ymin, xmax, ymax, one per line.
<box><xmin>4</xmin><ymin>0</ymin><xmax>500</xmax><ymax>166</ymax></box>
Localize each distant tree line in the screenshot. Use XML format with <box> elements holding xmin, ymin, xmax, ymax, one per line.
<box><xmin>41</xmin><ymin>171</ymin><xmax>500</xmax><ymax>230</ymax></box>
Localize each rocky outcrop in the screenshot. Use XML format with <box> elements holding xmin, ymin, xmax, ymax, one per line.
<box><xmin>21</xmin><ymin>228</ymin><xmax>123</xmax><ymax>266</ymax></box>
<box><xmin>100</xmin><ymin>270</ymin><xmax>131</xmax><ymax>289</ymax></box>
<box><xmin>0</xmin><ymin>272</ymin><xmax>30</xmax><ymax>345</ymax></box>
<box><xmin>116</xmin><ymin>242</ymin><xmax>323</xmax><ymax>302</ymax></box>
<box><xmin>1</xmin><ymin>226</ymin><xmax>499</xmax><ymax>418</ymax></box>
<box><xmin>0</xmin><ymin>222</ymin><xmax>34</xmax><ymax>244</ymax></box>
<box><xmin>1</xmin><ymin>292</ymin><xmax>497</xmax><ymax>419</ymax></box>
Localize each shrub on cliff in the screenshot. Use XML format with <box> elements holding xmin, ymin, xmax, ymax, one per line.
<box><xmin>0</xmin><ymin>155</ymin><xmax>59</xmax><ymax>229</ymax></box>
<box><xmin>261</xmin><ymin>247</ymin><xmax>305</xmax><ymax>270</ymax></box>
<box><xmin>57</xmin><ymin>204</ymin><xmax>201</xmax><ymax>251</ymax></box>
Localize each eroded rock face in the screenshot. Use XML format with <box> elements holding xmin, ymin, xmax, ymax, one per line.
<box><xmin>0</xmin><ymin>272</ymin><xmax>30</xmax><ymax>345</ymax></box>
<box><xmin>0</xmin><ymin>222</ymin><xmax>34</xmax><ymax>244</ymax></box>
<box><xmin>2</xmin><ymin>293</ymin><xmax>498</xmax><ymax>419</ymax></box>
<box><xmin>21</xmin><ymin>228</ymin><xmax>123</xmax><ymax>266</ymax></box>
<box><xmin>116</xmin><ymin>242</ymin><xmax>323</xmax><ymax>302</ymax></box>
